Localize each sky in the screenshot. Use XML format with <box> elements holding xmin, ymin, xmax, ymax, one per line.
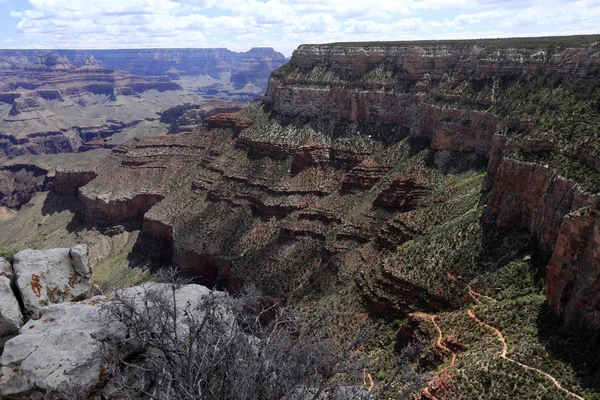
<box><xmin>0</xmin><ymin>0</ymin><xmax>598</xmax><ymax>56</ymax></box>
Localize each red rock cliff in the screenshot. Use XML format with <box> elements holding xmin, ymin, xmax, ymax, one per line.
<box><xmin>71</xmin><ymin>40</ymin><xmax>600</xmax><ymax>329</ymax></box>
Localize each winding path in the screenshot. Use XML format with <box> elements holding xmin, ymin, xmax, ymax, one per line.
<box><xmin>417</xmin><ymin>314</ymin><xmax>457</xmax><ymax>367</ymax></box>
<box><xmin>416</xmin><ymin>313</ymin><xmax>456</xmax><ymax>400</ymax></box>
<box><xmin>417</xmin><ymin>286</ymin><xmax>585</xmax><ymax>400</ymax></box>
<box><xmin>467</xmin><ymin>305</ymin><xmax>584</xmax><ymax>400</ymax></box>
<box><xmin>467</xmin><ymin>284</ymin><xmax>496</xmax><ymax>304</ymax></box>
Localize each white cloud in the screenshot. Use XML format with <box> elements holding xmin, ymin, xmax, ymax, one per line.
<box><xmin>5</xmin><ymin>0</ymin><xmax>600</xmax><ymax>54</ymax></box>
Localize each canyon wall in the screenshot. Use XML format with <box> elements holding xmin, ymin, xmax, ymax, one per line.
<box><xmin>0</xmin><ymin>48</ymin><xmax>287</xmax><ymax>163</ymax></box>
<box><xmin>50</xmin><ymin>38</ymin><xmax>600</xmax><ymax>328</ymax></box>
<box><xmin>265</xmin><ymin>40</ymin><xmax>600</xmax><ymax>328</ymax></box>
<box><xmin>0</xmin><ymin>48</ymin><xmax>287</xmax><ymax>87</ymax></box>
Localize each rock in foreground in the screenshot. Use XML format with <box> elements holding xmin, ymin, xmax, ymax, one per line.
<box><xmin>0</xmin><ymin>276</ymin><xmax>23</xmax><ymax>340</ymax></box>
<box><xmin>0</xmin><ymin>283</ymin><xmax>224</xmax><ymax>398</ymax></box>
<box><xmin>0</xmin><ymin>298</ymin><xmax>109</xmax><ymax>397</ymax></box>
<box><xmin>13</xmin><ymin>245</ymin><xmax>93</xmax><ymax>319</ymax></box>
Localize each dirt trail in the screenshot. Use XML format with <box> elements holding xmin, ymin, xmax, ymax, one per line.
<box><xmin>363</xmin><ymin>370</ymin><xmax>374</xmax><ymax>392</ymax></box>
<box><xmin>417</xmin><ymin>287</ymin><xmax>584</xmax><ymax>400</ymax></box>
<box><xmin>467</xmin><ymin>284</ymin><xmax>496</xmax><ymax>304</ymax></box>
<box><xmin>416</xmin><ymin>313</ymin><xmax>456</xmax><ymax>400</ymax></box>
<box><xmin>467</xmin><ymin>305</ymin><xmax>584</xmax><ymax>400</ymax></box>
<box><xmin>418</xmin><ymin>314</ymin><xmax>457</xmax><ymax>367</ymax></box>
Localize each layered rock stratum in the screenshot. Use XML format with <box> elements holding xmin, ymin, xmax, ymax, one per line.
<box><xmin>29</xmin><ymin>37</ymin><xmax>599</xmax><ymax>323</ymax></box>
<box><xmin>0</xmin><ymin>49</ymin><xmax>286</xmax><ymax>213</ymax></box>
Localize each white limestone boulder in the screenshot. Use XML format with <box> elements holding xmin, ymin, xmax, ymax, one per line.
<box><xmin>0</xmin><ymin>297</ymin><xmax>110</xmax><ymax>397</ymax></box>
<box><xmin>0</xmin><ymin>276</ymin><xmax>23</xmax><ymax>339</ymax></box>
<box><xmin>13</xmin><ymin>246</ymin><xmax>93</xmax><ymax>319</ymax></box>
<box><xmin>0</xmin><ymin>283</ymin><xmax>227</xmax><ymax>398</ymax></box>
<box><xmin>0</xmin><ymin>257</ymin><xmax>13</xmax><ymax>280</ymax></box>
<box><xmin>69</xmin><ymin>244</ymin><xmax>90</xmax><ymax>277</ymax></box>
<box><xmin>114</xmin><ymin>283</ymin><xmax>230</xmax><ymax>340</ymax></box>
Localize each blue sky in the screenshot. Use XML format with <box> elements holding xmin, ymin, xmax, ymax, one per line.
<box><xmin>0</xmin><ymin>0</ymin><xmax>599</xmax><ymax>55</ymax></box>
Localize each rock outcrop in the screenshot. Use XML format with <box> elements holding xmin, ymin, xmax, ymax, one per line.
<box><xmin>13</xmin><ymin>245</ymin><xmax>93</xmax><ymax>319</ymax></box>
<box><xmin>18</xmin><ymin>37</ymin><xmax>600</xmax><ymax>330</ymax></box>
<box><xmin>204</xmin><ymin>113</ymin><xmax>254</xmax><ymax>134</ymax></box>
<box><xmin>374</xmin><ymin>177</ymin><xmax>431</xmax><ymax>212</ymax></box>
<box><xmin>0</xmin><ymin>257</ymin><xmax>13</xmax><ymax>279</ymax></box>
<box><xmin>161</xmin><ymin>100</ymin><xmax>248</xmax><ymax>133</ymax></box>
<box><xmin>262</xmin><ymin>38</ymin><xmax>600</xmax><ymax>328</ymax></box>
<box><xmin>0</xmin><ymin>48</ymin><xmax>287</xmax><ymax>96</ymax></box>
<box><xmin>0</xmin><ymin>48</ymin><xmax>284</xmax><ymax>162</ymax></box>
<box><xmin>0</xmin><ymin>52</ymin><xmax>183</xmax><ymax>104</ymax></box>
<box><xmin>0</xmin><ymin>164</ymin><xmax>49</xmax><ymax>210</ymax></box>
<box><xmin>0</xmin><ymin>298</ymin><xmax>109</xmax><ymax>398</ymax></box>
<box><xmin>52</xmin><ymin>169</ymin><xmax>98</xmax><ymax>197</ymax></box>
<box><xmin>546</xmin><ymin>210</ymin><xmax>600</xmax><ymax>329</ymax></box>
<box><xmin>0</xmin><ymin>282</ymin><xmax>226</xmax><ymax>398</ymax></box>
<box><xmin>0</xmin><ymin>276</ymin><xmax>23</xmax><ymax>340</ymax></box>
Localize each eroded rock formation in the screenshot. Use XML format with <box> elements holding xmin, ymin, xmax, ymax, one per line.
<box><xmin>0</xmin><ymin>48</ymin><xmax>287</xmax><ymax>97</ymax></box>
<box><xmin>34</xmin><ymin>38</ymin><xmax>600</xmax><ymax>329</ymax></box>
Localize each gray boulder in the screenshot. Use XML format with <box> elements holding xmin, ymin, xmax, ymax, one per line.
<box><xmin>0</xmin><ymin>257</ymin><xmax>13</xmax><ymax>280</ymax></box>
<box><xmin>0</xmin><ymin>276</ymin><xmax>23</xmax><ymax>339</ymax></box>
<box><xmin>0</xmin><ymin>297</ymin><xmax>110</xmax><ymax>397</ymax></box>
<box><xmin>13</xmin><ymin>246</ymin><xmax>93</xmax><ymax>319</ymax></box>
<box><xmin>0</xmin><ymin>283</ymin><xmax>226</xmax><ymax>398</ymax></box>
<box><xmin>69</xmin><ymin>244</ymin><xmax>90</xmax><ymax>277</ymax></box>
<box><xmin>114</xmin><ymin>283</ymin><xmax>229</xmax><ymax>340</ymax></box>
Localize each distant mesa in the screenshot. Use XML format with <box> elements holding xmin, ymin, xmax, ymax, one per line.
<box><xmin>25</xmin><ymin>52</ymin><xmax>75</xmax><ymax>72</ymax></box>
<box><xmin>0</xmin><ymin>47</ymin><xmax>286</xmax><ymax>164</ymax></box>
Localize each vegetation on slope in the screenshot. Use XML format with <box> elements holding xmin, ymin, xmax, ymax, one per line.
<box><xmin>312</xmin><ymin>35</ymin><xmax>600</xmax><ymax>50</ymax></box>
<box><xmin>430</xmin><ymin>72</ymin><xmax>600</xmax><ymax>192</ymax></box>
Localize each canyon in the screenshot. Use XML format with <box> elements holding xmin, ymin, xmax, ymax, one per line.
<box><xmin>0</xmin><ymin>36</ymin><xmax>599</xmax><ymax>399</ymax></box>
<box><xmin>0</xmin><ymin>48</ymin><xmax>286</xmax><ymax>211</ymax></box>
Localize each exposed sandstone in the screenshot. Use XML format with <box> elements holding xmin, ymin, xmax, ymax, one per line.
<box><xmin>39</xmin><ymin>40</ymin><xmax>600</xmax><ymax>330</ymax></box>
<box><xmin>205</xmin><ymin>113</ymin><xmax>254</xmax><ymax>134</ymax></box>
<box><xmin>135</xmin><ymin>216</ymin><xmax>174</xmax><ymax>265</ymax></box>
<box><xmin>546</xmin><ymin>211</ymin><xmax>600</xmax><ymax>329</ymax></box>
<box><xmin>485</xmin><ymin>158</ymin><xmax>598</xmax><ymax>252</ymax></box>
<box><xmin>285</xmin><ymin>44</ymin><xmax>599</xmax><ymax>81</ymax></box>
<box><xmin>340</xmin><ymin>160</ymin><xmax>392</xmax><ymax>193</ymax></box>
<box><xmin>80</xmin><ymin>192</ymin><xmax>165</xmax><ymax>226</ymax></box>
<box><xmin>483</xmin><ymin>132</ymin><xmax>600</xmax><ymax>330</ymax></box>
<box><xmin>374</xmin><ymin>177</ymin><xmax>431</xmax><ymax>212</ymax></box>
<box><xmin>0</xmin><ymin>164</ymin><xmax>49</xmax><ymax>209</ymax></box>
<box><xmin>163</xmin><ymin>101</ymin><xmax>248</xmax><ymax>133</ymax></box>
<box><xmin>9</xmin><ymin>97</ymin><xmax>44</xmax><ymax>116</ymax></box>
<box><xmin>1</xmin><ymin>48</ymin><xmax>287</xmax><ymax>89</ymax></box>
<box><xmin>376</xmin><ymin>217</ymin><xmax>419</xmax><ymax>249</ymax></box>
<box><xmin>236</xmin><ymin>136</ymin><xmax>295</xmax><ymax>159</ymax></box>
<box><xmin>420</xmin><ymin>105</ymin><xmax>500</xmax><ymax>157</ymax></box>
<box><xmin>53</xmin><ymin>169</ymin><xmax>98</xmax><ymax>196</ymax></box>
<box><xmin>291</xmin><ymin>145</ymin><xmax>369</xmax><ymax>176</ymax></box>
<box><xmin>1</xmin><ymin>53</ymin><xmax>183</xmax><ymax>103</ymax></box>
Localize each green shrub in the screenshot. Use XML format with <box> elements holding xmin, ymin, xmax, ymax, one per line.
<box><xmin>0</xmin><ymin>248</ymin><xmax>14</xmax><ymax>263</ymax></box>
